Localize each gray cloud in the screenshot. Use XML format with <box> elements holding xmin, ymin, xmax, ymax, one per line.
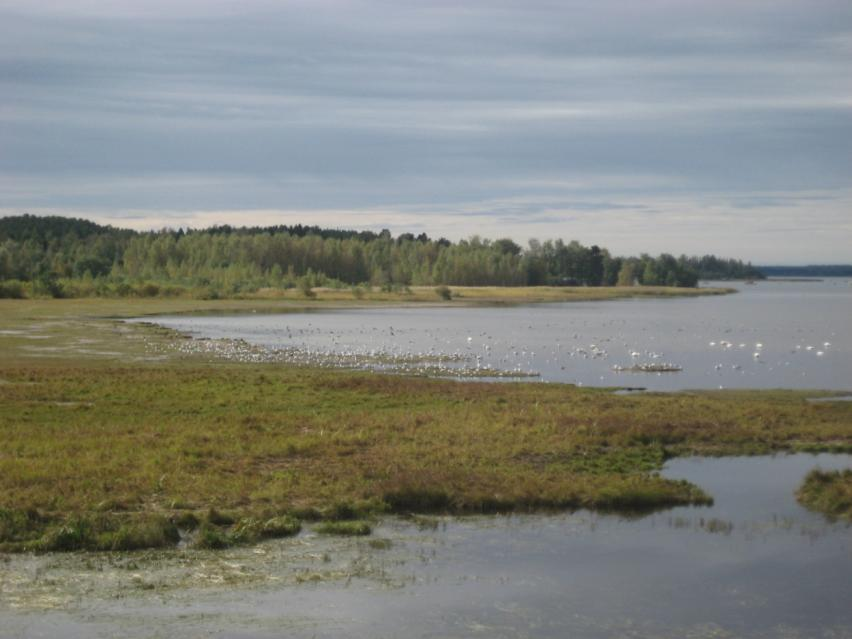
<box><xmin>1</xmin><ymin>0</ymin><xmax>850</xmax><ymax>261</ymax></box>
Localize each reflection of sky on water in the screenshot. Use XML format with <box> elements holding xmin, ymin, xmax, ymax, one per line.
<box><xmin>2</xmin><ymin>454</ymin><xmax>850</xmax><ymax>638</ymax></box>
<box><xmin>151</xmin><ymin>279</ymin><xmax>852</xmax><ymax>390</ymax></box>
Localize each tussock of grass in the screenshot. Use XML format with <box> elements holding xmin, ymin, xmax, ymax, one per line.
<box><xmin>105</xmin><ymin>517</ymin><xmax>180</xmax><ymax>551</ymax></box>
<box><xmin>316</xmin><ymin>521</ymin><xmax>372</xmax><ymax>536</ymax></box>
<box><xmin>192</xmin><ymin>514</ymin><xmax>302</xmax><ymax>549</ymax></box>
<box><xmin>194</xmin><ymin>523</ymin><xmax>233</xmax><ymax>549</ymax></box>
<box><xmin>205</xmin><ymin>508</ymin><xmax>237</xmax><ymax>526</ymax></box>
<box><xmin>797</xmin><ymin>469</ymin><xmax>852</xmax><ymax>521</ymax></box>
<box><xmin>0</xmin><ymin>512</ymin><xmax>181</xmax><ymax>553</ymax></box>
<box><xmin>230</xmin><ymin>515</ymin><xmax>302</xmax><ymax>543</ymax></box>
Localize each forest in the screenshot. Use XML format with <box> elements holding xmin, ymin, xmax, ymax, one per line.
<box><xmin>758</xmin><ymin>265</ymin><xmax>852</xmax><ymax>277</ymax></box>
<box><xmin>0</xmin><ymin>214</ymin><xmax>764</xmax><ymax>298</ymax></box>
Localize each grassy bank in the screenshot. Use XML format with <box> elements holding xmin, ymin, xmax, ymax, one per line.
<box><xmin>1</xmin><ymin>362</ymin><xmax>850</xmax><ymax>552</ymax></box>
<box><xmin>797</xmin><ymin>469</ymin><xmax>852</xmax><ymax>521</ymax></box>
<box><xmin>2</xmin><ymin>282</ymin><xmax>732</xmax><ymax>305</ymax></box>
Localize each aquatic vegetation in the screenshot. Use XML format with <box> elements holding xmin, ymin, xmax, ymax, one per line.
<box><xmin>316</xmin><ymin>521</ymin><xmax>373</xmax><ymax>536</ymax></box>
<box><xmin>0</xmin><ymin>512</ymin><xmax>182</xmax><ymax>552</ymax></box>
<box><xmin>105</xmin><ymin>517</ymin><xmax>181</xmax><ymax>551</ymax></box>
<box><xmin>797</xmin><ymin>469</ymin><xmax>852</xmax><ymax>521</ymax></box>
<box><xmin>367</xmin><ymin>537</ymin><xmax>393</xmax><ymax>549</ymax></box>
<box><xmin>230</xmin><ymin>516</ymin><xmax>302</xmax><ymax>543</ymax></box>
<box><xmin>194</xmin><ymin>523</ymin><xmax>234</xmax><ymax>549</ymax></box>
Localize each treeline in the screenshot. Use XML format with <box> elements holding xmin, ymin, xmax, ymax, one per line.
<box><xmin>758</xmin><ymin>265</ymin><xmax>852</xmax><ymax>277</ymax></box>
<box><xmin>0</xmin><ymin>214</ymin><xmax>763</xmax><ymax>298</ymax></box>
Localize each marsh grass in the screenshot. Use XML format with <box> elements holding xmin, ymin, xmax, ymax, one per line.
<box><xmin>1</xmin><ymin>363</ymin><xmax>850</xmax><ymax>552</ymax></box>
<box><xmin>316</xmin><ymin>521</ymin><xmax>373</xmax><ymax>536</ymax></box>
<box><xmin>0</xmin><ymin>297</ymin><xmax>850</xmax><ymax>553</ymax></box>
<box><xmin>797</xmin><ymin>469</ymin><xmax>852</xmax><ymax>521</ymax></box>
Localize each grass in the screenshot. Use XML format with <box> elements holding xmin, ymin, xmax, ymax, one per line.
<box><xmin>1</xmin><ymin>295</ymin><xmax>850</xmax><ymax>553</ymax></box>
<box><xmin>797</xmin><ymin>469</ymin><xmax>852</xmax><ymax>521</ymax></box>
<box><xmin>316</xmin><ymin>521</ymin><xmax>373</xmax><ymax>536</ymax></box>
<box><xmin>2</xmin><ymin>363</ymin><xmax>851</xmax><ymax>551</ymax></box>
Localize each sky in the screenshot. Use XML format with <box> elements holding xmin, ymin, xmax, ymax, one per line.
<box><xmin>1</xmin><ymin>0</ymin><xmax>850</xmax><ymax>263</ymax></box>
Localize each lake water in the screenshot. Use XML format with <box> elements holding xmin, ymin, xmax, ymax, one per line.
<box><xmin>145</xmin><ymin>279</ymin><xmax>852</xmax><ymax>391</ymax></box>
<box><xmin>2</xmin><ymin>453</ymin><xmax>850</xmax><ymax>638</ymax></box>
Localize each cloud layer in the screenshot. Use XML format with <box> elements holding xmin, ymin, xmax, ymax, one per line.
<box><xmin>1</xmin><ymin>0</ymin><xmax>850</xmax><ymax>261</ymax></box>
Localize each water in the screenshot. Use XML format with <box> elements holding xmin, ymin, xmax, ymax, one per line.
<box><xmin>145</xmin><ymin>279</ymin><xmax>852</xmax><ymax>391</ymax></box>
<box><xmin>2</xmin><ymin>454</ymin><xmax>850</xmax><ymax>638</ymax></box>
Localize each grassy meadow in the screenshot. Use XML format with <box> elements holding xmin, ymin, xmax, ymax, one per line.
<box><xmin>1</xmin><ymin>292</ymin><xmax>850</xmax><ymax>552</ymax></box>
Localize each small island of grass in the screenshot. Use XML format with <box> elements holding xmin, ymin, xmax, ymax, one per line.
<box><xmin>797</xmin><ymin>469</ymin><xmax>852</xmax><ymax>521</ymax></box>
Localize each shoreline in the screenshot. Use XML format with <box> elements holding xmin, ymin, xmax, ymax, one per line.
<box><xmin>1</xmin><ymin>293</ymin><xmax>850</xmax><ymax>554</ymax></box>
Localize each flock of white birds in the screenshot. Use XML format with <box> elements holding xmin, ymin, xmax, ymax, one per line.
<box><xmin>146</xmin><ymin>317</ymin><xmax>836</xmax><ymax>389</ymax></box>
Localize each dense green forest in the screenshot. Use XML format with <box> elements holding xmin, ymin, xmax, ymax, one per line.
<box><xmin>0</xmin><ymin>214</ymin><xmax>763</xmax><ymax>298</ymax></box>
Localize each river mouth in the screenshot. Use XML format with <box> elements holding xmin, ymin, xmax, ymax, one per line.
<box><xmin>2</xmin><ymin>453</ymin><xmax>850</xmax><ymax>638</ymax></box>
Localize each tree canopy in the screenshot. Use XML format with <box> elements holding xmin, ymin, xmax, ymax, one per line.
<box><xmin>0</xmin><ymin>214</ymin><xmax>764</xmax><ymax>298</ymax></box>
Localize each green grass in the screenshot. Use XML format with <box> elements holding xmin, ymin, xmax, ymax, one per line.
<box><xmin>1</xmin><ymin>363</ymin><xmax>851</xmax><ymax>551</ymax></box>
<box><xmin>0</xmin><ymin>296</ymin><xmax>850</xmax><ymax>553</ymax></box>
<box><xmin>797</xmin><ymin>469</ymin><xmax>852</xmax><ymax>521</ymax></box>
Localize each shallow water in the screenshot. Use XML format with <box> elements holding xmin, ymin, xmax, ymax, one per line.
<box><xmin>2</xmin><ymin>454</ymin><xmax>850</xmax><ymax>638</ymax></box>
<box><xmin>143</xmin><ymin>279</ymin><xmax>852</xmax><ymax>391</ymax></box>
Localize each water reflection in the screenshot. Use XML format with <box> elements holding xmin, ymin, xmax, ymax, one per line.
<box><xmin>1</xmin><ymin>454</ymin><xmax>850</xmax><ymax>638</ymax></box>
<box><xmin>143</xmin><ymin>279</ymin><xmax>852</xmax><ymax>391</ymax></box>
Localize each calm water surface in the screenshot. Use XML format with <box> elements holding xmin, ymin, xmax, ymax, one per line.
<box><xmin>1</xmin><ymin>454</ymin><xmax>850</xmax><ymax>638</ymax></box>
<box><xmin>146</xmin><ymin>279</ymin><xmax>852</xmax><ymax>390</ymax></box>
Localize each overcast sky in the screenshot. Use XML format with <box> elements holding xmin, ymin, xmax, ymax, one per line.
<box><xmin>1</xmin><ymin>0</ymin><xmax>850</xmax><ymax>262</ymax></box>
